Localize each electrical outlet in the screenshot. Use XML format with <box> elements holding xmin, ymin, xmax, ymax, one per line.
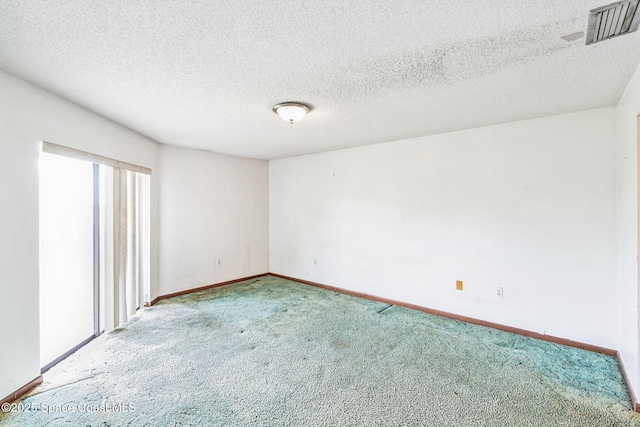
<box><xmin>313</xmin><ymin>259</ymin><xmax>318</xmax><ymax>265</ymax></box>
<box><xmin>496</xmin><ymin>287</ymin><xmax>503</xmax><ymax>298</ymax></box>
<box><xmin>456</xmin><ymin>280</ymin><xmax>463</xmax><ymax>291</ymax></box>
<box><xmin>217</xmin><ymin>259</ymin><xmax>222</xmax><ymax>266</ymax></box>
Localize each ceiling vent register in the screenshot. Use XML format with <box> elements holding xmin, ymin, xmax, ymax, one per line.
<box><xmin>586</xmin><ymin>0</ymin><xmax>640</xmax><ymax>44</ymax></box>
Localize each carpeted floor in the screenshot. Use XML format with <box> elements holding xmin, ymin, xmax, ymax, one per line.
<box><xmin>2</xmin><ymin>275</ymin><xmax>640</xmax><ymax>426</ymax></box>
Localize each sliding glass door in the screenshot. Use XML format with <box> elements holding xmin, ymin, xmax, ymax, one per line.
<box><xmin>39</xmin><ymin>143</ymin><xmax>151</xmax><ymax>372</ymax></box>
<box><xmin>39</xmin><ymin>153</ymin><xmax>96</xmax><ymax>371</ymax></box>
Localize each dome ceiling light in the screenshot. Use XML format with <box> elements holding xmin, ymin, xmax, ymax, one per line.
<box><xmin>273</xmin><ymin>102</ymin><xmax>310</xmax><ymax>124</ymax></box>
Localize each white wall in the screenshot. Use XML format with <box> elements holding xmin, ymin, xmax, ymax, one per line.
<box><xmin>0</xmin><ymin>63</ymin><xmax>631</xmax><ymax>404</ymax></box>
<box><xmin>0</xmin><ymin>70</ymin><xmax>271</xmax><ymax>400</ymax></box>
<box><xmin>616</xmin><ymin>62</ymin><xmax>640</xmax><ymax>400</ymax></box>
<box><xmin>157</xmin><ymin>145</ymin><xmax>269</xmax><ymax>295</ymax></box>
<box><xmin>270</xmin><ymin>108</ymin><xmax>618</xmax><ymax>349</ymax></box>
<box><xmin>0</xmin><ymin>70</ymin><xmax>161</xmax><ymax>400</ymax></box>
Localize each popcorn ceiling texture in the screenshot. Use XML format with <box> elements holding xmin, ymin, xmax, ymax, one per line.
<box><xmin>1</xmin><ymin>276</ymin><xmax>639</xmax><ymax>426</ymax></box>
<box><xmin>0</xmin><ymin>1</ymin><xmax>638</xmax><ymax>159</ymax></box>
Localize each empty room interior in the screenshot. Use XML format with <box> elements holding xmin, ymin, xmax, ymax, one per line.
<box><xmin>3</xmin><ymin>0</ymin><xmax>640</xmax><ymax>425</ymax></box>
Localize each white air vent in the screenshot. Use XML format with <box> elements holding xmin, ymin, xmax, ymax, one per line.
<box><xmin>586</xmin><ymin>0</ymin><xmax>640</xmax><ymax>45</ymax></box>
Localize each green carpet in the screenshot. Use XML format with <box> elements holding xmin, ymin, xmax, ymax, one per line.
<box><xmin>2</xmin><ymin>275</ymin><xmax>639</xmax><ymax>426</ymax></box>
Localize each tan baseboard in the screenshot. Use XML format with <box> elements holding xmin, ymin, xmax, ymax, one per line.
<box><xmin>270</xmin><ymin>273</ymin><xmax>617</xmax><ymax>356</ymax></box>
<box><xmin>145</xmin><ymin>273</ymin><xmax>269</xmax><ymax>306</ymax></box>
<box><xmin>0</xmin><ymin>376</ymin><xmax>43</xmax><ymax>406</ymax></box>
<box><xmin>617</xmin><ymin>353</ymin><xmax>640</xmax><ymax>412</ymax></box>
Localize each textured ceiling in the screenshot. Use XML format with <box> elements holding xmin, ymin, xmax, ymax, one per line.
<box><xmin>1</xmin><ymin>1</ymin><xmax>639</xmax><ymax>160</ymax></box>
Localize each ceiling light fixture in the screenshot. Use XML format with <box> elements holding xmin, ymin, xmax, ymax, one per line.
<box><xmin>273</xmin><ymin>102</ymin><xmax>310</xmax><ymax>124</ymax></box>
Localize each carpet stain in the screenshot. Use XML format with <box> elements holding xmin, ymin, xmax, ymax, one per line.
<box><xmin>2</xmin><ymin>275</ymin><xmax>639</xmax><ymax>426</ymax></box>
